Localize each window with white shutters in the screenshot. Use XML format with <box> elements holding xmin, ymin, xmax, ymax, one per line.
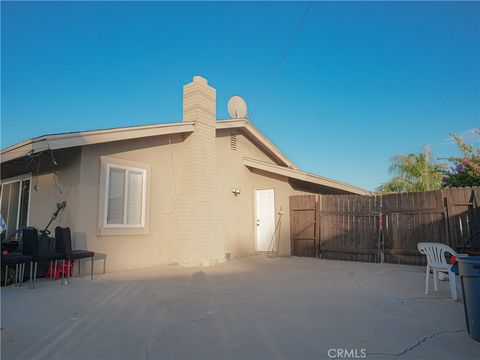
<box><xmin>105</xmin><ymin>164</ymin><xmax>146</xmax><ymax>227</ymax></box>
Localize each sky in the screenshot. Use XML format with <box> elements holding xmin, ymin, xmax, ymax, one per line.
<box><xmin>1</xmin><ymin>1</ymin><xmax>479</xmax><ymax>191</ymax></box>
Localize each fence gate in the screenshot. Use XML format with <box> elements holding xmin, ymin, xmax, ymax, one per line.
<box><xmin>381</xmin><ymin>190</ymin><xmax>447</xmax><ymax>265</ymax></box>
<box><xmin>318</xmin><ymin>194</ymin><xmax>381</xmax><ymax>263</ymax></box>
<box><xmin>290</xmin><ymin>195</ymin><xmax>317</xmax><ymax>257</ymax></box>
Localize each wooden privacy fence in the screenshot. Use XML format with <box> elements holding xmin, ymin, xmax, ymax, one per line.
<box><xmin>290</xmin><ymin>187</ymin><xmax>480</xmax><ymax>265</ymax></box>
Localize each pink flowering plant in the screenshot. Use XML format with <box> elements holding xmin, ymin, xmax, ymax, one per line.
<box><xmin>441</xmin><ymin>132</ymin><xmax>480</xmax><ymax>188</ymax></box>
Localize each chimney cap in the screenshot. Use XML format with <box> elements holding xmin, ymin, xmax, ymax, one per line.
<box><xmin>192</xmin><ymin>76</ymin><xmax>208</xmax><ymax>85</ymax></box>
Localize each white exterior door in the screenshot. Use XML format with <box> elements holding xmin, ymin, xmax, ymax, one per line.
<box><xmin>255</xmin><ymin>189</ymin><xmax>275</xmax><ymax>252</ymax></box>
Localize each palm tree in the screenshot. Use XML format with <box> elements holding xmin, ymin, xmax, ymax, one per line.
<box><xmin>377</xmin><ymin>145</ymin><xmax>446</xmax><ymax>193</ymax></box>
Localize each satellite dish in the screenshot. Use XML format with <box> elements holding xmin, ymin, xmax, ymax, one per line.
<box><xmin>227</xmin><ymin>96</ymin><xmax>248</xmax><ymax>119</ymax></box>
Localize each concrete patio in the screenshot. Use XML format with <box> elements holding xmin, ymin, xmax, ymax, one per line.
<box><xmin>1</xmin><ymin>256</ymin><xmax>479</xmax><ymax>359</ymax></box>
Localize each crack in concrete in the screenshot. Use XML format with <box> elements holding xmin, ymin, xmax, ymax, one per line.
<box><xmin>368</xmin><ymin>329</ymin><xmax>466</xmax><ymax>357</ymax></box>
<box><xmin>189</xmin><ymin>318</ymin><xmax>209</xmax><ymax>323</ymax></box>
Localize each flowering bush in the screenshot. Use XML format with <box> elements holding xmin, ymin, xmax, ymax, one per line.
<box><xmin>441</xmin><ymin>133</ymin><xmax>480</xmax><ymax>187</ymax></box>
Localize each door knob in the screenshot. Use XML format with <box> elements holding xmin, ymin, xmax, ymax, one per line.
<box><xmin>256</xmin><ymin>219</ymin><xmax>260</xmax><ymax>226</ymax></box>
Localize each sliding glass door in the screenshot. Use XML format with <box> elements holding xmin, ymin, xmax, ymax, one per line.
<box><xmin>0</xmin><ymin>177</ymin><xmax>31</xmax><ymax>241</ymax></box>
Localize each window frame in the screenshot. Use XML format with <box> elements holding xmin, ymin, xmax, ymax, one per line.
<box><xmin>103</xmin><ymin>163</ymin><xmax>147</xmax><ymax>229</ymax></box>
<box><xmin>0</xmin><ymin>174</ymin><xmax>32</xmax><ymax>234</ymax></box>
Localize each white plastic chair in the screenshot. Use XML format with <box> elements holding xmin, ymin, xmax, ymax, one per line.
<box><xmin>417</xmin><ymin>242</ymin><xmax>467</xmax><ymax>300</ymax></box>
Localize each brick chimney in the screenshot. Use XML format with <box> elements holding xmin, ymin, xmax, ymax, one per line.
<box><xmin>174</xmin><ymin>76</ymin><xmax>225</xmax><ymax>265</ymax></box>
<box><xmin>183</xmin><ymin>76</ymin><xmax>215</xmax><ymax>124</ymax></box>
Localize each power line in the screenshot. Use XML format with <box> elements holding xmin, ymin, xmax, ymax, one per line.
<box><xmin>250</xmin><ymin>0</ymin><xmax>314</xmax><ymax>117</ymax></box>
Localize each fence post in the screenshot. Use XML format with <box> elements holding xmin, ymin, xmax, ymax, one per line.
<box><xmin>289</xmin><ymin>196</ymin><xmax>292</xmax><ymax>257</ymax></box>
<box><xmin>378</xmin><ymin>194</ymin><xmax>384</xmax><ymax>264</ymax></box>
<box><xmin>316</xmin><ymin>194</ymin><xmax>320</xmax><ymax>258</ymax></box>
<box><xmin>443</xmin><ymin>192</ymin><xmax>452</xmax><ymax>248</ymax></box>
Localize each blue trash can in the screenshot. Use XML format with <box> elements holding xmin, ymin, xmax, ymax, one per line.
<box><xmin>457</xmin><ymin>256</ymin><xmax>480</xmax><ymax>342</ymax></box>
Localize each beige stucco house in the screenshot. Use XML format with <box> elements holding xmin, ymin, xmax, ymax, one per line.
<box><xmin>1</xmin><ymin>76</ymin><xmax>368</xmax><ymax>272</ymax></box>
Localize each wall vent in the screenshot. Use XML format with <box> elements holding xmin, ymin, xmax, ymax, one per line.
<box><xmin>230</xmin><ymin>132</ymin><xmax>237</xmax><ymax>151</ymax></box>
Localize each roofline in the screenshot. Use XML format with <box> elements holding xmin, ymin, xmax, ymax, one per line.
<box><xmin>1</xmin><ymin>122</ymin><xmax>195</xmax><ymax>163</ymax></box>
<box><xmin>1</xmin><ymin>119</ymin><xmax>297</xmax><ymax>168</ymax></box>
<box><xmin>244</xmin><ymin>157</ymin><xmax>370</xmax><ymax>195</ymax></box>
<box><xmin>1</xmin><ymin>119</ymin><xmax>368</xmax><ymax>194</ymax></box>
<box><xmin>216</xmin><ymin>118</ymin><xmax>298</xmax><ymax>169</ymax></box>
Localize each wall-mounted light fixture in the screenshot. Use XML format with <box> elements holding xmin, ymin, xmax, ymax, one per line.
<box><xmin>232</xmin><ymin>188</ymin><xmax>241</xmax><ymax>196</ymax></box>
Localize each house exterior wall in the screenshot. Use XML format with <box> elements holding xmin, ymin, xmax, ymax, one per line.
<box><xmin>216</xmin><ymin>129</ymin><xmax>314</xmax><ymax>258</ymax></box>
<box><xmin>26</xmin><ymin>148</ymin><xmax>81</xmax><ymax>234</ymax></box>
<box><xmin>3</xmin><ymin>124</ymin><xmax>313</xmax><ymax>273</ymax></box>
<box><xmin>73</xmin><ymin>134</ymin><xmax>184</xmax><ymax>272</ymax></box>
<box><xmin>25</xmin><ymin>126</ymin><xmax>312</xmax><ymax>273</ymax></box>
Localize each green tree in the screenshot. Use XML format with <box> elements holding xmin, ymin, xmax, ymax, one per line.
<box><xmin>441</xmin><ymin>132</ymin><xmax>480</xmax><ymax>188</ymax></box>
<box><xmin>377</xmin><ymin>145</ymin><xmax>446</xmax><ymax>193</ymax></box>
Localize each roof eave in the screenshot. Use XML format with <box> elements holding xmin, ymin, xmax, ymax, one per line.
<box><xmin>1</xmin><ymin>122</ymin><xmax>195</xmax><ymax>163</ymax></box>
<box><xmin>216</xmin><ymin>119</ymin><xmax>298</xmax><ymax>169</ymax></box>
<box><xmin>244</xmin><ymin>157</ymin><xmax>370</xmax><ymax>195</ymax></box>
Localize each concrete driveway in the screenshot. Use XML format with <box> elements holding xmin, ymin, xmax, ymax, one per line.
<box><xmin>1</xmin><ymin>256</ymin><xmax>479</xmax><ymax>359</ymax></box>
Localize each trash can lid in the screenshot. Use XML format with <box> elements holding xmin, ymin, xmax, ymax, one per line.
<box><xmin>457</xmin><ymin>256</ymin><xmax>480</xmax><ymax>264</ymax></box>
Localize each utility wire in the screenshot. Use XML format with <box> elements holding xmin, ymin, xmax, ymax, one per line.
<box><xmin>250</xmin><ymin>0</ymin><xmax>314</xmax><ymax>117</ymax></box>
